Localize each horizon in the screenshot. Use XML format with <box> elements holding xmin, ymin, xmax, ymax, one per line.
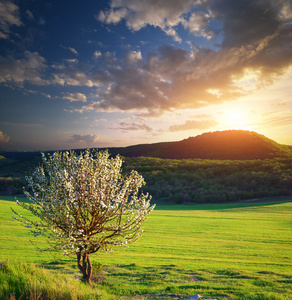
<box><xmin>1</xmin><ymin>129</ymin><xmax>291</xmax><ymax>153</ymax></box>
<box><xmin>1</xmin><ymin>0</ymin><xmax>292</xmax><ymax>151</ymax></box>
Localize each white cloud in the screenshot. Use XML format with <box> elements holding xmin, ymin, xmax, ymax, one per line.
<box><xmin>93</xmin><ymin>51</ymin><xmax>102</xmax><ymax>59</ymax></box>
<box><xmin>61</xmin><ymin>45</ymin><xmax>79</xmax><ymax>56</ymax></box>
<box><xmin>62</xmin><ymin>92</ymin><xmax>87</xmax><ymax>103</ymax></box>
<box><xmin>125</xmin><ymin>50</ymin><xmax>142</xmax><ymax>64</ymax></box>
<box><xmin>182</xmin><ymin>11</ymin><xmax>213</xmax><ymax>39</ymax></box>
<box><xmin>52</xmin><ymin>61</ymin><xmax>95</xmax><ymax>87</ymax></box>
<box><xmin>97</xmin><ymin>7</ymin><xmax>127</xmax><ymax>24</ymax></box>
<box><xmin>0</xmin><ymin>131</ymin><xmax>10</xmax><ymax>143</ymax></box>
<box><xmin>63</xmin><ymin>58</ymin><xmax>78</xmax><ymax>64</ymax></box>
<box><xmin>0</xmin><ymin>0</ymin><xmax>22</xmax><ymax>39</ymax></box>
<box><xmin>68</xmin><ymin>47</ymin><xmax>78</xmax><ymax>55</ymax></box>
<box><xmin>0</xmin><ymin>51</ymin><xmax>48</xmax><ymax>85</ymax></box>
<box><xmin>97</xmin><ymin>0</ymin><xmax>196</xmax><ymax>41</ymax></box>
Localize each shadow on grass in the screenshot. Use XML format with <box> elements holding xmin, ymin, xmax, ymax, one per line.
<box><xmin>2</xmin><ymin>194</ymin><xmax>291</xmax><ymax>211</ymax></box>
<box><xmin>98</xmin><ymin>263</ymin><xmax>292</xmax><ymax>299</ymax></box>
<box><xmin>155</xmin><ymin>196</ymin><xmax>292</xmax><ymax>211</ymax></box>
<box><xmin>0</xmin><ymin>194</ymin><xmax>31</xmax><ymax>203</ymax></box>
<box><xmin>41</xmin><ymin>260</ymin><xmax>68</xmax><ymax>270</ymax></box>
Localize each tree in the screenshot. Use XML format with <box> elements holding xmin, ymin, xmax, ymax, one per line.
<box><xmin>12</xmin><ymin>150</ymin><xmax>155</xmax><ymax>286</ymax></box>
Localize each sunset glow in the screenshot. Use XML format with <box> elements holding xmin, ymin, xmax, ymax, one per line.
<box><xmin>0</xmin><ymin>0</ymin><xmax>292</xmax><ymax>150</ymax></box>
<box><xmin>224</xmin><ymin>109</ymin><xmax>249</xmax><ymax>127</ymax></box>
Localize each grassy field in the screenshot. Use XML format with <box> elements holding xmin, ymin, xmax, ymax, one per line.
<box><xmin>0</xmin><ymin>196</ymin><xmax>291</xmax><ymax>299</ymax></box>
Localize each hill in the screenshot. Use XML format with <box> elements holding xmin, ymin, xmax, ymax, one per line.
<box><xmin>0</xmin><ymin>130</ymin><xmax>292</xmax><ymax>199</ymax></box>
<box><xmin>104</xmin><ymin>130</ymin><xmax>292</xmax><ymax>159</ymax></box>
<box><xmin>0</xmin><ymin>130</ymin><xmax>291</xmax><ymax>162</ymax></box>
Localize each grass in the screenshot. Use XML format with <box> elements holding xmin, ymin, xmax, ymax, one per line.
<box><xmin>0</xmin><ymin>260</ymin><xmax>110</xmax><ymax>300</ymax></box>
<box><xmin>0</xmin><ymin>196</ymin><xmax>291</xmax><ymax>299</ymax></box>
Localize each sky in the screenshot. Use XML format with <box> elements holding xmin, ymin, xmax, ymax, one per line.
<box><xmin>0</xmin><ymin>0</ymin><xmax>292</xmax><ymax>151</ymax></box>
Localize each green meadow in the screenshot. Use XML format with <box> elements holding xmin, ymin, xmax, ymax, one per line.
<box><xmin>1</xmin><ymin>196</ymin><xmax>291</xmax><ymax>299</ymax></box>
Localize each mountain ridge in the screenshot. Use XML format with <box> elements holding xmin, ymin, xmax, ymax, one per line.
<box><xmin>0</xmin><ymin>130</ymin><xmax>291</xmax><ymax>160</ymax></box>
<box><xmin>100</xmin><ymin>130</ymin><xmax>292</xmax><ymax>159</ymax></box>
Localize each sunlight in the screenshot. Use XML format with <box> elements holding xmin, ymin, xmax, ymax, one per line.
<box><xmin>226</xmin><ymin>109</ymin><xmax>245</xmax><ymax>121</ymax></box>
<box><xmin>220</xmin><ymin>108</ymin><xmax>252</xmax><ymax>129</ymax></box>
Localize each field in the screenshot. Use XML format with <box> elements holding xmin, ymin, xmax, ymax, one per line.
<box><xmin>0</xmin><ymin>196</ymin><xmax>291</xmax><ymax>299</ymax></box>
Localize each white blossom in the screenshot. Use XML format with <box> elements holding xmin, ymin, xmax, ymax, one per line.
<box><xmin>12</xmin><ymin>149</ymin><xmax>155</xmax><ymax>258</ymax></box>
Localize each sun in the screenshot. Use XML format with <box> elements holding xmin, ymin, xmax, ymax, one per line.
<box><xmin>226</xmin><ymin>109</ymin><xmax>245</xmax><ymax>121</ymax></box>
<box><xmin>221</xmin><ymin>108</ymin><xmax>251</xmax><ymax>129</ymax></box>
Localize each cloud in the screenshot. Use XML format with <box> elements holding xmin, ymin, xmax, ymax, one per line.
<box><xmin>52</xmin><ymin>59</ymin><xmax>104</xmax><ymax>87</ymax></box>
<box><xmin>0</xmin><ymin>0</ymin><xmax>22</xmax><ymax>39</ymax></box>
<box><xmin>87</xmin><ymin>0</ymin><xmax>292</xmax><ymax>115</ymax></box>
<box><xmin>63</xmin><ymin>58</ymin><xmax>78</xmax><ymax>64</ymax></box>
<box><xmin>98</xmin><ymin>0</ymin><xmax>291</xmax><ymax>46</ymax></box>
<box><xmin>209</xmin><ymin>0</ymin><xmax>283</xmax><ymax>48</ymax></box>
<box><xmin>61</xmin><ymin>45</ymin><xmax>79</xmax><ymax>56</ymax></box>
<box><xmin>0</xmin><ymin>131</ymin><xmax>10</xmax><ymax>143</ymax></box>
<box><xmin>113</xmin><ymin>122</ymin><xmax>152</xmax><ymax>132</ymax></box>
<box><xmin>26</xmin><ymin>10</ymin><xmax>34</xmax><ymax>21</ymax></box>
<box><xmin>182</xmin><ymin>10</ymin><xmax>213</xmax><ymax>39</ymax></box>
<box><xmin>68</xmin><ymin>47</ymin><xmax>78</xmax><ymax>55</ymax></box>
<box><xmin>66</xmin><ymin>134</ymin><xmax>99</xmax><ymax>144</ymax></box>
<box><xmin>97</xmin><ymin>0</ymin><xmax>198</xmax><ymax>42</ymax></box>
<box><xmin>169</xmin><ymin>117</ymin><xmax>218</xmax><ymax>132</ymax></box>
<box><xmin>2</xmin><ymin>0</ymin><xmax>291</xmax><ymax>120</ymax></box>
<box><xmin>62</xmin><ymin>92</ymin><xmax>87</xmax><ymax>102</ymax></box>
<box><xmin>0</xmin><ymin>51</ymin><xmax>47</xmax><ymax>85</ymax></box>
<box><xmin>75</xmin><ymin>39</ymin><xmax>273</xmax><ymax>114</ymax></box>
<box><xmin>93</xmin><ymin>51</ymin><xmax>102</xmax><ymax>59</ymax></box>
<box><xmin>125</xmin><ymin>50</ymin><xmax>142</xmax><ymax>64</ymax></box>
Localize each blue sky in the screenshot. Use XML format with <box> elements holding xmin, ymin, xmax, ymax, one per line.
<box><xmin>0</xmin><ymin>0</ymin><xmax>292</xmax><ymax>150</ymax></box>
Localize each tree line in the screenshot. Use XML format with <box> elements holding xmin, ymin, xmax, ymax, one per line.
<box><xmin>1</xmin><ymin>154</ymin><xmax>292</xmax><ymax>203</ymax></box>
<box><xmin>123</xmin><ymin>157</ymin><xmax>292</xmax><ymax>203</ymax></box>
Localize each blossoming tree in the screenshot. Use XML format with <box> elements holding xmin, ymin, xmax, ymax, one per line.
<box><xmin>12</xmin><ymin>150</ymin><xmax>155</xmax><ymax>285</ymax></box>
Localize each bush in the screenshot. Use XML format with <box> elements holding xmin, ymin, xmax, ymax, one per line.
<box><xmin>0</xmin><ymin>177</ymin><xmax>24</xmax><ymax>194</ymax></box>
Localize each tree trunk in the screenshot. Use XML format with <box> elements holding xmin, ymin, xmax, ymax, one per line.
<box><xmin>77</xmin><ymin>252</ymin><xmax>93</xmax><ymax>286</ymax></box>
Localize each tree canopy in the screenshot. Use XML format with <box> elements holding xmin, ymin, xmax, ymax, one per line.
<box><xmin>12</xmin><ymin>150</ymin><xmax>155</xmax><ymax>285</ymax></box>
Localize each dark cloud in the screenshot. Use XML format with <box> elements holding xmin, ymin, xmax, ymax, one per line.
<box><xmin>88</xmin><ymin>0</ymin><xmax>292</xmax><ymax>114</ymax></box>
<box><xmin>113</xmin><ymin>122</ymin><xmax>153</xmax><ymax>132</ymax></box>
<box><xmin>66</xmin><ymin>134</ymin><xmax>99</xmax><ymax>144</ymax></box>
<box><xmin>209</xmin><ymin>0</ymin><xmax>283</xmax><ymax>48</ymax></box>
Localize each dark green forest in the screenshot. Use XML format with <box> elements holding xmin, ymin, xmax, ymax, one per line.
<box><xmin>123</xmin><ymin>157</ymin><xmax>292</xmax><ymax>203</ymax></box>
<box><xmin>1</xmin><ymin>153</ymin><xmax>292</xmax><ymax>204</ymax></box>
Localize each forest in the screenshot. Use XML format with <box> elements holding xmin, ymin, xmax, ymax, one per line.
<box><xmin>124</xmin><ymin>157</ymin><xmax>292</xmax><ymax>203</ymax></box>
<box><xmin>1</xmin><ymin>130</ymin><xmax>292</xmax><ymax>202</ymax></box>
<box><xmin>1</xmin><ymin>153</ymin><xmax>292</xmax><ymax>204</ymax></box>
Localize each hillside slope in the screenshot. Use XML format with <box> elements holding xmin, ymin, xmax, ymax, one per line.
<box><xmin>0</xmin><ymin>130</ymin><xmax>291</xmax><ymax>162</ymax></box>
<box><xmin>104</xmin><ymin>130</ymin><xmax>292</xmax><ymax>159</ymax></box>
